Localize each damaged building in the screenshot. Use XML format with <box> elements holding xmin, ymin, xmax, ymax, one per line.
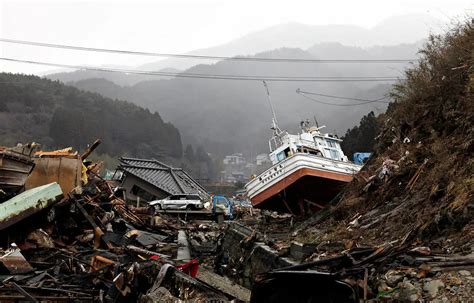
<box><xmin>114</xmin><ymin>157</ymin><xmax>209</xmax><ymax>203</ymax></box>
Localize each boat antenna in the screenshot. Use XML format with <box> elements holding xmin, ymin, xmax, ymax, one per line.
<box><xmin>313</xmin><ymin>115</ymin><xmax>319</xmax><ymax>128</ymax></box>
<box><xmin>262</xmin><ymin>81</ymin><xmax>281</xmax><ymax>135</ymax></box>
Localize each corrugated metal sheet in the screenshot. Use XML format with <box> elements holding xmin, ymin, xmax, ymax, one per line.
<box><xmin>118</xmin><ymin>157</ymin><xmax>209</xmax><ymax>200</ymax></box>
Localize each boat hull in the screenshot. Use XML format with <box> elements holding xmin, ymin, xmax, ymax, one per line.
<box><xmin>245</xmin><ymin>154</ymin><xmax>361</xmax><ymax>214</ymax></box>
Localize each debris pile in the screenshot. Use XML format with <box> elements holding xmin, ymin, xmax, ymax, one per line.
<box><xmin>0</xmin><ymin>142</ymin><xmax>250</xmax><ymax>302</ymax></box>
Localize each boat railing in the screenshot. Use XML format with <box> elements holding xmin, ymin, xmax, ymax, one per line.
<box><xmin>268</xmin><ymin>131</ymin><xmax>287</xmax><ymax>152</ymax></box>
<box><xmin>255</xmin><ymin>152</ymin><xmax>360</xmax><ymax>184</ymax></box>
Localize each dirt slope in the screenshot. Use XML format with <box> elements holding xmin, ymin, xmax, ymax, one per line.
<box><xmin>297</xmin><ymin>20</ymin><xmax>473</xmax><ymax>255</ymax></box>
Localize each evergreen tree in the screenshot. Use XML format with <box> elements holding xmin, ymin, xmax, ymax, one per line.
<box><xmin>184</xmin><ymin>144</ymin><xmax>195</xmax><ymax>162</ymax></box>
<box><xmin>341</xmin><ymin>111</ymin><xmax>379</xmax><ymax>157</ymax></box>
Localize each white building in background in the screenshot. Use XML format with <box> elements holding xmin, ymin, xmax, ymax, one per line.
<box><xmin>221</xmin><ymin>152</ymin><xmax>273</xmax><ymax>183</ymax></box>
<box><xmin>222</xmin><ymin>153</ymin><xmax>247</xmax><ymax>183</ymax></box>
<box><xmin>256</xmin><ymin>153</ymin><xmax>271</xmax><ymax>166</ymax></box>
<box><xmin>223</xmin><ymin>153</ymin><xmax>245</xmax><ymax>165</ymax></box>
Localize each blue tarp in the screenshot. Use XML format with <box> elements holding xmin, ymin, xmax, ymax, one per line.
<box><xmin>353</xmin><ymin>152</ymin><xmax>372</xmax><ymax>164</ymax></box>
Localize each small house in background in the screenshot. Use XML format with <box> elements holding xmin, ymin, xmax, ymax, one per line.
<box><xmin>255</xmin><ymin>153</ymin><xmax>271</xmax><ymax>166</ymax></box>
<box><xmin>114</xmin><ymin>157</ymin><xmax>209</xmax><ymax>204</ymax></box>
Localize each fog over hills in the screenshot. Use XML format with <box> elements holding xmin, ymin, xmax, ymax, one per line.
<box><xmin>138</xmin><ymin>14</ymin><xmax>438</xmax><ymax>72</ymax></box>
<box><xmin>68</xmin><ymin>44</ymin><xmax>415</xmax><ymax>157</ymax></box>
<box><xmin>47</xmin><ymin>67</ymin><xmax>183</xmax><ymax>86</ymax></box>
<box><xmin>47</xmin><ymin>15</ymin><xmax>434</xmax><ymax>158</ymax></box>
<box><xmin>48</xmin><ymin>14</ymin><xmax>437</xmax><ymax>85</ymax></box>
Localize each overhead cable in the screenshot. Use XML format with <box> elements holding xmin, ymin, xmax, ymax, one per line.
<box><xmin>0</xmin><ymin>57</ymin><xmax>406</xmax><ymax>82</ymax></box>
<box><xmin>296</xmin><ymin>90</ymin><xmax>391</xmax><ymax>106</ymax></box>
<box><xmin>0</xmin><ymin>38</ymin><xmax>417</xmax><ymax>63</ymax></box>
<box><xmin>296</xmin><ymin>89</ymin><xmax>389</xmax><ymax>102</ymax></box>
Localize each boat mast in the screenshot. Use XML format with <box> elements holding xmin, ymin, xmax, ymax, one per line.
<box><xmin>262</xmin><ymin>81</ymin><xmax>282</xmax><ymax>135</ymax></box>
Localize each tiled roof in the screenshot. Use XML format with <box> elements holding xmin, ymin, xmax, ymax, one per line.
<box><xmin>118</xmin><ymin>157</ymin><xmax>209</xmax><ymax>200</ymax></box>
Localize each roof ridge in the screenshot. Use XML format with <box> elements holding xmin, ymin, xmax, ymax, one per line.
<box><xmin>151</xmin><ymin>157</ymin><xmax>172</xmax><ymax>169</ymax></box>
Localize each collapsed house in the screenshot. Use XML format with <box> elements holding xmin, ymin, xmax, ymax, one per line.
<box><xmin>114</xmin><ymin>157</ymin><xmax>209</xmax><ymax>203</ymax></box>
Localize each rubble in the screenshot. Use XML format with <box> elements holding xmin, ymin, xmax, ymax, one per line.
<box><xmin>0</xmin><ymin>142</ymin><xmax>251</xmax><ymax>302</ymax></box>
<box><xmin>0</xmin><ymin>163</ymin><xmax>158</xmax><ymax>300</ymax></box>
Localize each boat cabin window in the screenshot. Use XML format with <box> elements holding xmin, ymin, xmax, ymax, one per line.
<box><xmin>329</xmin><ymin>149</ymin><xmax>341</xmax><ymax>160</ymax></box>
<box><xmin>316</xmin><ymin>139</ymin><xmax>326</xmax><ymax>146</ymax></box>
<box><xmin>327</xmin><ymin>140</ymin><xmax>338</xmax><ymax>148</ymax></box>
<box><xmin>277</xmin><ymin>151</ymin><xmax>286</xmax><ymax>161</ymax></box>
<box><xmin>277</xmin><ymin>147</ymin><xmax>292</xmax><ymax>162</ymax></box>
<box><xmin>298</xmin><ymin>146</ymin><xmax>322</xmax><ymax>157</ymax></box>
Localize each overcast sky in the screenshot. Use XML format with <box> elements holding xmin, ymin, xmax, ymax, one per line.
<box><xmin>0</xmin><ymin>0</ymin><xmax>472</xmax><ymax>75</ymax></box>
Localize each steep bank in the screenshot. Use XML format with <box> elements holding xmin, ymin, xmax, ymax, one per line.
<box><xmin>297</xmin><ymin>20</ymin><xmax>473</xmax><ymax>250</ymax></box>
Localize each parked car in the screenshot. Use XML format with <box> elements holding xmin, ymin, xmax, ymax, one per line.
<box><xmin>149</xmin><ymin>194</ymin><xmax>205</xmax><ymax>211</ymax></box>
<box><xmin>231</xmin><ymin>199</ymin><xmax>253</xmax><ymax>208</ymax></box>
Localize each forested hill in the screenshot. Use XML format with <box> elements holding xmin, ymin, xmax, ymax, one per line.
<box><xmin>0</xmin><ymin>73</ymin><xmax>182</xmax><ymax>159</ymax></box>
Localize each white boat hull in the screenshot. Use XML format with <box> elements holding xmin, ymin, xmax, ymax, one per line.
<box><xmin>245</xmin><ymin>154</ymin><xmax>362</xmax><ymax>214</ymax></box>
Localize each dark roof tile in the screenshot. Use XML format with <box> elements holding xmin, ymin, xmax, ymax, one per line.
<box><xmin>118</xmin><ymin>157</ymin><xmax>209</xmax><ymax>200</ymax></box>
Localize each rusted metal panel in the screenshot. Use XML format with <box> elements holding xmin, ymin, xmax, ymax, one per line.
<box><xmin>0</xmin><ymin>182</ymin><xmax>63</xmax><ymax>230</ymax></box>
<box><xmin>0</xmin><ymin>246</ymin><xmax>34</xmax><ymax>274</ymax></box>
<box><xmin>25</xmin><ymin>156</ymin><xmax>82</xmax><ymax>193</ymax></box>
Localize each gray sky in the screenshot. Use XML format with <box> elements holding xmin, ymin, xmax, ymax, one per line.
<box><xmin>0</xmin><ymin>0</ymin><xmax>472</xmax><ymax>74</ymax></box>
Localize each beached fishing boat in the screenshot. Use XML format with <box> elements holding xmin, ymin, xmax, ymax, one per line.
<box><xmin>245</xmin><ymin>83</ymin><xmax>362</xmax><ymax>215</ymax></box>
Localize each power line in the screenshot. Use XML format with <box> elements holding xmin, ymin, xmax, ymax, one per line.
<box><xmin>0</xmin><ymin>57</ymin><xmax>406</xmax><ymax>82</ymax></box>
<box><xmin>296</xmin><ymin>89</ymin><xmax>389</xmax><ymax>102</ymax></box>
<box><xmin>0</xmin><ymin>38</ymin><xmax>417</xmax><ymax>63</ymax></box>
<box><xmin>296</xmin><ymin>90</ymin><xmax>391</xmax><ymax>106</ymax></box>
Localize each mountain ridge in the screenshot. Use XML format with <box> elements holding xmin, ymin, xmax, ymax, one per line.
<box><xmin>46</xmin><ymin>14</ymin><xmax>437</xmax><ymax>85</ymax></box>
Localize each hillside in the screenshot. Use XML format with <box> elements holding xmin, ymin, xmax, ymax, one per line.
<box><xmin>64</xmin><ymin>43</ymin><xmax>411</xmax><ymax>157</ymax></box>
<box><xmin>0</xmin><ymin>73</ymin><xmax>183</xmax><ymax>159</ymax></box>
<box><xmin>297</xmin><ymin>20</ymin><xmax>473</xmax><ymax>257</ymax></box>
